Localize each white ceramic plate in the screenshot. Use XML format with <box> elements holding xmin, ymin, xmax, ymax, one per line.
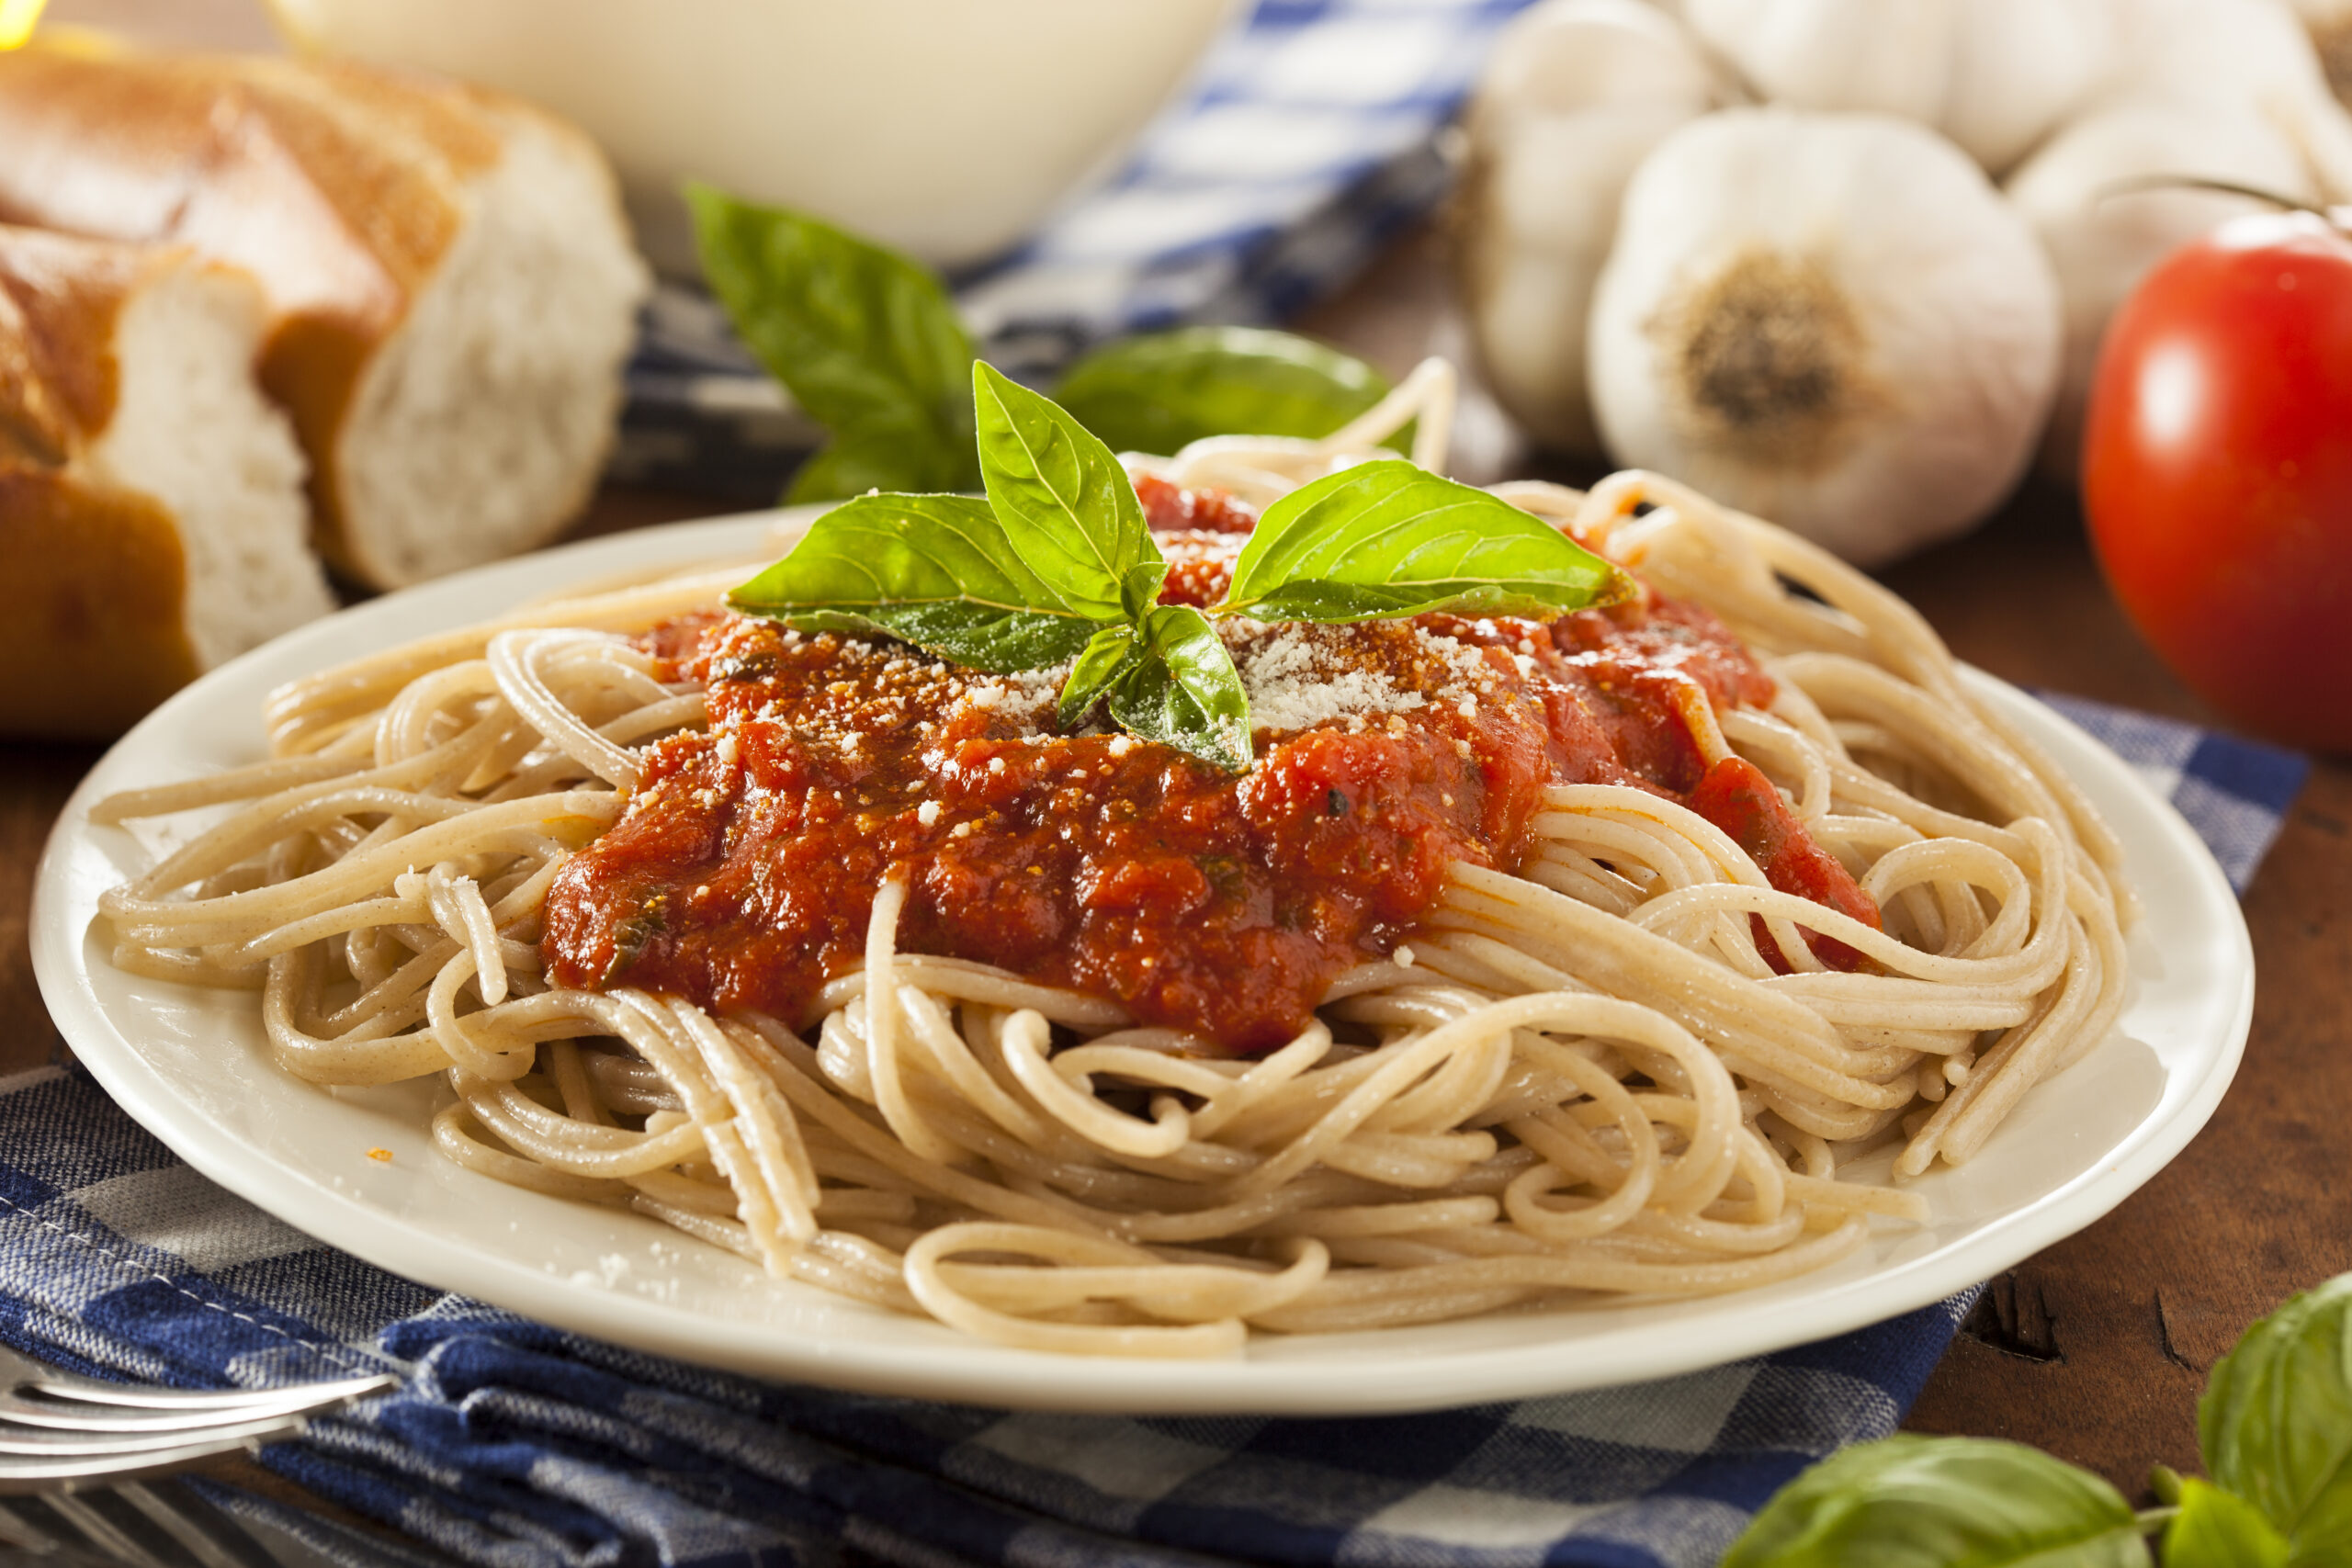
<box><xmin>31</xmin><ymin>513</ymin><xmax>2256</xmax><ymax>1416</ymax></box>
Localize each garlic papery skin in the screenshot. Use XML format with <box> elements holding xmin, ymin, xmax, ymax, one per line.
<box><xmin>1679</xmin><ymin>0</ymin><xmax>2120</xmax><ymax>174</ymax></box>
<box><xmin>2286</xmin><ymin>0</ymin><xmax>2352</xmax><ymax>106</ymax></box>
<box><xmin>1587</xmin><ymin>107</ymin><xmax>2061</xmax><ymax>567</ymax></box>
<box><xmin>2117</xmin><ymin>0</ymin><xmax>2352</xmax><ymax>197</ymax></box>
<box><xmin>1456</xmin><ymin>0</ymin><xmax>1717</xmax><ymax>455</ymax></box>
<box><xmin>2007</xmin><ymin>90</ymin><xmax>2314</xmax><ymax>479</ymax></box>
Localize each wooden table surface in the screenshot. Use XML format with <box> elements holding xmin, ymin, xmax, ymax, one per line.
<box><xmin>11</xmin><ymin>0</ymin><xmax>2352</xmax><ymax>1530</ymax></box>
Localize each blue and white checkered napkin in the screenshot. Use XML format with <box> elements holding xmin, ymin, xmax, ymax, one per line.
<box><xmin>611</xmin><ymin>0</ymin><xmax>1538</xmax><ymax>502</ymax></box>
<box><xmin>0</xmin><ymin>700</ymin><xmax>2309</xmax><ymax>1567</ymax></box>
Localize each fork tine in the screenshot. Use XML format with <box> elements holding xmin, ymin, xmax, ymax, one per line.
<box><xmin>0</xmin><ymin>1411</ymin><xmax>306</xmax><ymax>1458</ymax></box>
<box><xmin>13</xmin><ymin>1371</ymin><xmax>399</xmax><ymax>1415</ymax></box>
<box><xmin>0</xmin><ymin>1495</ymin><xmax>71</xmax><ymax>1551</ymax></box>
<box><xmin>0</xmin><ymin>1434</ymin><xmax>267</xmax><ymax>1495</ymax></box>
<box><xmin>117</xmin><ymin>1483</ymin><xmax>282</xmax><ymax>1568</ymax></box>
<box><xmin>0</xmin><ymin>1346</ymin><xmax>399</xmax><ymax>1497</ymax></box>
<box><xmin>43</xmin><ymin>1491</ymin><xmax>177</xmax><ymax>1568</ymax></box>
<box><xmin>25</xmin><ymin>1479</ymin><xmax>448</xmax><ymax>1567</ymax></box>
<box><xmin>0</xmin><ymin>1396</ymin><xmax>322</xmax><ymax>1435</ymax></box>
<box><xmin>0</xmin><ymin>1373</ymin><xmax>398</xmax><ymax>1432</ymax></box>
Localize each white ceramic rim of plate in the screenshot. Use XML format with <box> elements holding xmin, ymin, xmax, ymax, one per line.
<box><xmin>31</xmin><ymin>511</ymin><xmax>2256</xmax><ymax>1415</ymax></box>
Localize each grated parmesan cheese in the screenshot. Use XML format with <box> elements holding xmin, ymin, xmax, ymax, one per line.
<box><xmin>959</xmin><ymin>664</ymin><xmax>1069</xmax><ymax>728</ymax></box>
<box><xmin>1233</xmin><ymin>623</ymin><xmax>1431</xmax><ymax>734</ymax></box>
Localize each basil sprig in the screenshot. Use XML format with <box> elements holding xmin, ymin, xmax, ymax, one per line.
<box><xmin>1060</xmin><ymin>606</ymin><xmax>1252</xmax><ymax>773</ymax></box>
<box><xmin>1724</xmin><ymin>1269</ymin><xmax>2352</xmax><ymax>1568</ymax></box>
<box><xmin>727</xmin><ymin>492</ymin><xmax>1098</xmax><ymax>672</ymax></box>
<box><xmin>683</xmin><ymin>186</ymin><xmax>1408</xmax><ymax>502</ymax></box>
<box><xmin>730</xmin><ymin>367</ymin><xmax>1252</xmax><ymax>769</ymax></box>
<box><xmin>1224</xmin><ymin>461</ymin><xmax>1632</xmax><ymax>623</ymax></box>
<box><xmin>1724</xmin><ymin>1435</ymin><xmax>2152</xmax><ymax>1567</ymax></box>
<box><xmin>1054</xmin><ymin>325</ymin><xmax>1404</xmax><ymax>458</ymax></box>
<box><xmin>973</xmin><ymin>364</ymin><xmax>1164</xmax><ymax>624</ymax></box>
<box><xmin>728</xmin><ymin>373</ymin><xmax>1627</xmax><ymax>772</ymax></box>
<box><xmin>685</xmin><ymin>186</ymin><xmax>979</xmax><ymax>502</ymax></box>
<box><xmin>2165</xmin><ymin>1480</ymin><xmax>2290</xmax><ymax>1568</ymax></box>
<box><xmin>2199</xmin><ymin>1274</ymin><xmax>2352</xmax><ymax>1562</ymax></box>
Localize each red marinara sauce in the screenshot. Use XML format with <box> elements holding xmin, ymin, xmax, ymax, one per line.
<box><xmin>542</xmin><ymin>484</ymin><xmax>1879</xmax><ymax>1051</ymax></box>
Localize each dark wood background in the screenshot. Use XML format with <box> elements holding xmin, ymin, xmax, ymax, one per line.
<box><xmin>8</xmin><ymin>0</ymin><xmax>2349</xmax><ymax>1525</ymax></box>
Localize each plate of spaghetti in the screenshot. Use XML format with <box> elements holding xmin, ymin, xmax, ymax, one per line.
<box><xmin>31</xmin><ymin>365</ymin><xmax>2253</xmax><ymax>1413</ymax></box>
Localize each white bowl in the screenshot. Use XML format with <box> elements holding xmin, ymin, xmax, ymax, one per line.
<box><xmin>267</xmin><ymin>0</ymin><xmax>1245</xmax><ymax>275</ymax></box>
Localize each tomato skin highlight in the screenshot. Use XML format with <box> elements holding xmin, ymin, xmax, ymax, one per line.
<box><xmin>2081</xmin><ymin>210</ymin><xmax>2352</xmax><ymax>752</ymax></box>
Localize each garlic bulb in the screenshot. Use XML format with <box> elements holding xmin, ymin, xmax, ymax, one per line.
<box><xmin>1455</xmin><ymin>0</ymin><xmax>1717</xmax><ymax>454</ymax></box>
<box><xmin>2285</xmin><ymin>0</ymin><xmax>2352</xmax><ymax>106</ymax></box>
<box><xmin>2115</xmin><ymin>0</ymin><xmax>2352</xmax><ymax>195</ymax></box>
<box><xmin>1587</xmin><ymin>107</ymin><xmax>2060</xmax><ymax>567</ymax></box>
<box><xmin>2007</xmin><ymin>91</ymin><xmax>2314</xmax><ymax>479</ymax></box>
<box><xmin>1679</xmin><ymin>0</ymin><xmax>2119</xmax><ymax>173</ymax></box>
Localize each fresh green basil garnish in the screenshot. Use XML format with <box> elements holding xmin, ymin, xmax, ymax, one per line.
<box><xmin>1715</xmin><ymin>1269</ymin><xmax>2352</xmax><ymax>1568</ymax></box>
<box><xmin>684</xmin><ymin>185</ymin><xmax>981</xmax><ymax>502</ymax></box>
<box><xmin>1055</xmin><ymin>325</ymin><xmax>1401</xmax><ymax>457</ymax></box>
<box><xmin>1050</xmin><ymin>609</ymin><xmax>1254</xmax><ymax>773</ymax></box>
<box><xmin>727</xmin><ymin>493</ymin><xmax>1097</xmax><ymax>672</ymax></box>
<box><xmin>973</xmin><ymin>364</ymin><xmax>1164</xmax><ymax>624</ymax></box>
<box><xmin>686</xmin><ymin>186</ymin><xmax>1417</xmax><ymax>496</ymax></box>
<box><xmin>729</xmin><ymin>369</ymin><xmax>1255</xmax><ymax>771</ymax></box>
<box><xmin>1220</xmin><ymin>460</ymin><xmax>1632</xmax><ymax>624</ymax></box>
<box><xmin>1723</xmin><ymin>1435</ymin><xmax>2152</xmax><ymax>1568</ymax></box>
<box><xmin>730</xmin><ymin>375</ymin><xmax>1630</xmax><ymax>772</ymax></box>
<box><xmin>1057</xmin><ymin>623</ymin><xmax>1139</xmax><ymax>731</ymax></box>
<box><xmin>1094</xmin><ymin>605</ymin><xmax>1251</xmax><ymax>774</ymax></box>
<box><xmin>2165</xmin><ymin>1478</ymin><xmax>2291</xmax><ymax>1568</ymax></box>
<box><xmin>2199</xmin><ymin>1274</ymin><xmax>2352</xmax><ymax>1562</ymax></box>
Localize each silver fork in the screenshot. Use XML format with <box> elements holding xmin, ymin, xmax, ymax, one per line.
<box><xmin>0</xmin><ymin>1344</ymin><xmax>398</xmax><ymax>1495</ymax></box>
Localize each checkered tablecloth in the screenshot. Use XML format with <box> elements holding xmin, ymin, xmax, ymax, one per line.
<box><xmin>0</xmin><ymin>700</ymin><xmax>2305</xmax><ymax>1568</ymax></box>
<box><xmin>610</xmin><ymin>0</ymin><xmax>1539</xmax><ymax>502</ymax></box>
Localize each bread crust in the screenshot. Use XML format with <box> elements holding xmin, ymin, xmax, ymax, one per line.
<box><xmin>0</xmin><ymin>44</ymin><xmax>628</xmax><ymax>586</ymax></box>
<box><xmin>0</xmin><ymin>228</ymin><xmax>201</xmax><ymax>738</ymax></box>
<box><xmin>0</xmin><ymin>223</ymin><xmax>134</xmax><ymax>460</ymax></box>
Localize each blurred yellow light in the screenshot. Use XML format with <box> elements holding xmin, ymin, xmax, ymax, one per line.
<box><xmin>0</xmin><ymin>0</ymin><xmax>48</xmax><ymax>50</ymax></box>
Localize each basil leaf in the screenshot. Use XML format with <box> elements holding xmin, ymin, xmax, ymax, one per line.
<box><xmin>1219</xmin><ymin>460</ymin><xmax>1633</xmax><ymax>623</ymax></box>
<box><xmin>1057</xmin><ymin>623</ymin><xmax>1135</xmax><ymax>729</ymax></box>
<box><xmin>1103</xmin><ymin>605</ymin><xmax>1250</xmax><ymax>773</ymax></box>
<box><xmin>1723</xmin><ymin>1435</ymin><xmax>2151</xmax><ymax>1568</ymax></box>
<box><xmin>2201</xmin><ymin>1273</ymin><xmax>2352</xmax><ymax>1561</ymax></box>
<box><xmin>973</xmin><ymin>362</ymin><xmax>1161</xmax><ymax>623</ymax></box>
<box><xmin>1121</xmin><ymin>560</ymin><xmax>1171</xmax><ymax>623</ymax></box>
<box><xmin>684</xmin><ymin>184</ymin><xmax>979</xmax><ymax>502</ymax></box>
<box><xmin>729</xmin><ymin>493</ymin><xmax>1097</xmax><ymax>672</ymax></box>
<box><xmin>1054</xmin><ymin>325</ymin><xmax>1402</xmax><ymax>457</ymax></box>
<box><xmin>2165</xmin><ymin>1480</ymin><xmax>2291</xmax><ymax>1568</ymax></box>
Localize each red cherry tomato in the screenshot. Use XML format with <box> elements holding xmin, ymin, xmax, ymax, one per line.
<box><xmin>2082</xmin><ymin>209</ymin><xmax>2352</xmax><ymax>751</ymax></box>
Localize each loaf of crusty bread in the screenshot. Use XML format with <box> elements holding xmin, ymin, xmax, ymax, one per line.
<box><xmin>1</xmin><ymin>224</ymin><xmax>333</xmax><ymax>738</ymax></box>
<box><xmin>0</xmin><ymin>44</ymin><xmax>650</xmax><ymax>591</ymax></box>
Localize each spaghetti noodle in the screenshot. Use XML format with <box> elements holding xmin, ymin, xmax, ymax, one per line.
<box><xmin>94</xmin><ymin>363</ymin><xmax>2130</xmax><ymax>1355</ymax></box>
